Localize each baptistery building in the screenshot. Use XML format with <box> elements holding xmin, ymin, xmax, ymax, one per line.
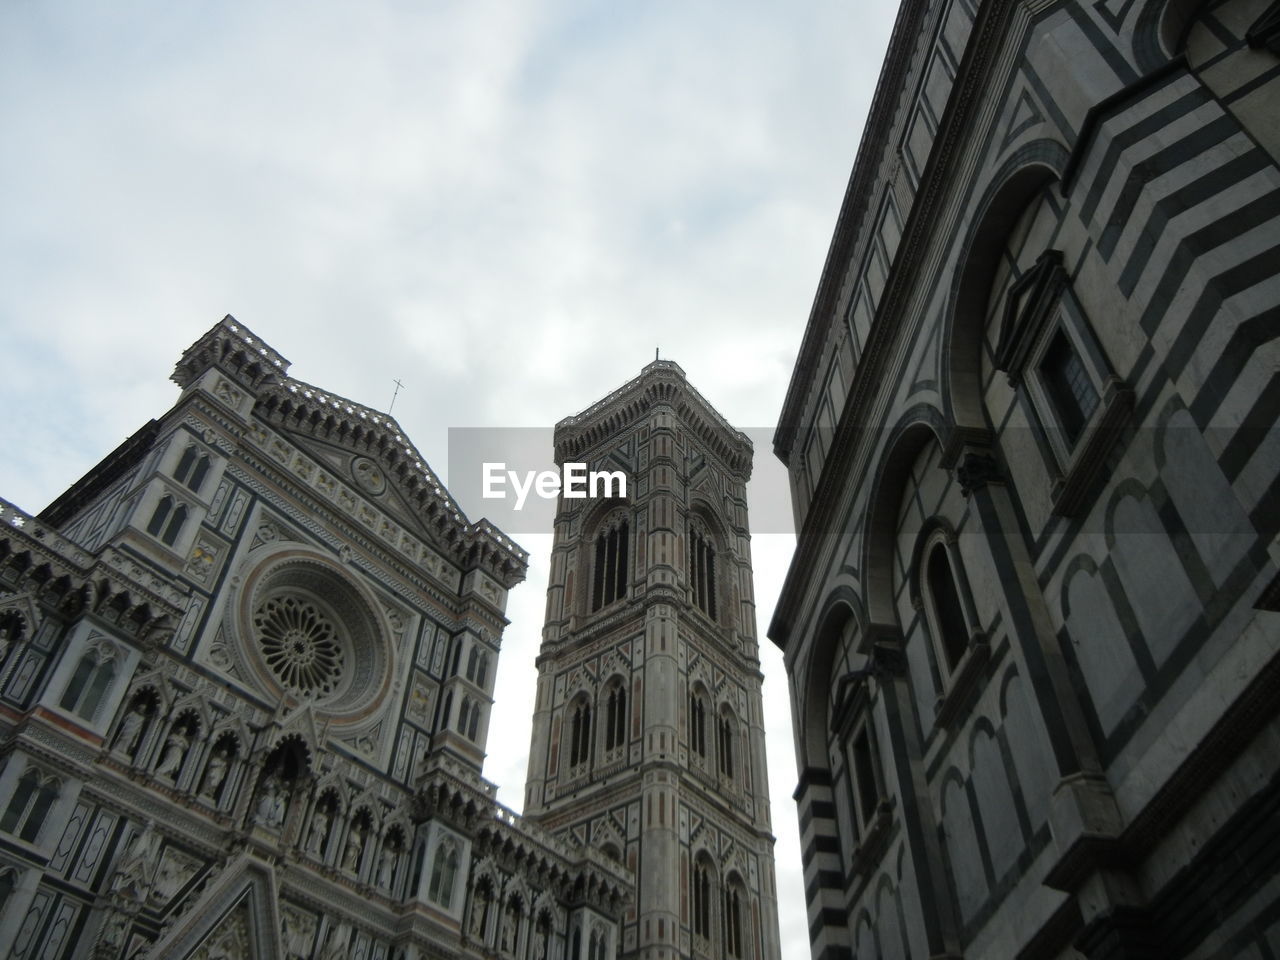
<box><xmin>771</xmin><ymin>0</ymin><xmax>1280</xmax><ymax>958</ymax></box>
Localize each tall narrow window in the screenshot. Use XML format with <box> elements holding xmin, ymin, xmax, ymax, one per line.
<box><xmin>1</xmin><ymin>769</ymin><xmax>58</xmax><ymax>844</ymax></box>
<box><xmin>427</xmin><ymin>838</ymin><xmax>459</xmax><ymax>909</ymax></box>
<box><xmin>926</xmin><ymin>543</ymin><xmax>969</xmax><ymax>672</ymax></box>
<box><xmin>851</xmin><ymin>725</ymin><xmax>881</xmax><ymax>825</ymax></box>
<box><xmin>604</xmin><ymin>683</ymin><xmax>627</xmax><ymax>753</ymax></box>
<box><xmin>162</xmin><ymin>503</ymin><xmax>188</xmax><ymax>546</ymax></box>
<box><xmin>174</xmin><ymin>447</ymin><xmax>211</xmax><ymax>493</ymax></box>
<box><xmin>689</xmin><ymin>525</ymin><xmax>718</xmax><ymax>620</ymax></box>
<box><xmin>723</xmin><ymin>884</ymin><xmax>744</xmax><ymax>958</ymax></box>
<box><xmin>146</xmin><ymin>495</ymin><xmax>173</xmax><ymax>537</ymax></box>
<box><xmin>591</xmin><ymin>518</ymin><xmax>630</xmax><ymax>612</ymax></box>
<box><xmin>689</xmin><ymin>690</ymin><xmax>707</xmax><ymax>759</ymax></box>
<box><xmin>1040</xmin><ymin>329</ymin><xmax>1098</xmax><ymax>445</ymax></box>
<box><xmin>467</xmin><ymin>647</ymin><xmax>489</xmax><ymax>688</ymax></box>
<box><xmin>717</xmin><ymin>712</ymin><xmax>735</xmax><ymax>779</ymax></box>
<box><xmin>569</xmin><ymin>699</ymin><xmax>593</xmax><ymax>769</ymax></box>
<box><xmin>693</xmin><ymin>859</ymin><xmax>712</xmax><ymax>940</ymax></box>
<box><xmin>60</xmin><ymin>651</ymin><xmax>116</xmax><ymax>721</ymax></box>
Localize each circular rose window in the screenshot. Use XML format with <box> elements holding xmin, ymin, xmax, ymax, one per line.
<box><xmin>254</xmin><ymin>595</ymin><xmax>346</xmax><ymax>697</ymax></box>
<box><xmin>231</xmin><ymin>545</ymin><xmax>393</xmax><ymax>722</ymax></box>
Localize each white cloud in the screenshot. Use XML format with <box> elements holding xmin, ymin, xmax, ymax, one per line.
<box><xmin>0</xmin><ymin>2</ymin><xmax>898</xmax><ymax>957</ymax></box>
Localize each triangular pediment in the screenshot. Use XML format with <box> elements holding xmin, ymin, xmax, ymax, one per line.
<box><xmin>147</xmin><ymin>854</ymin><xmax>283</xmax><ymax>960</ymax></box>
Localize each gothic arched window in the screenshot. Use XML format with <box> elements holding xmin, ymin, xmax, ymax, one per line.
<box><xmin>922</xmin><ymin>535</ymin><xmax>971</xmax><ymax>675</ymax></box>
<box><xmin>427</xmin><ymin>837</ymin><xmax>460</xmax><ymax>909</ymax></box>
<box><xmin>458</xmin><ymin>697</ymin><xmax>481</xmax><ymax>741</ymax></box>
<box><xmin>722</xmin><ymin>879</ymin><xmax>745</xmax><ymax>958</ymax></box>
<box><xmin>717</xmin><ymin>709</ymin><xmax>736</xmax><ymax>780</ymax></box>
<box><xmin>60</xmin><ymin>648</ymin><xmax>116</xmax><ymax>721</ymax></box>
<box><xmin>689</xmin><ymin>522</ymin><xmax>718</xmax><ymax>620</ymax></box>
<box><xmin>590</xmin><ymin>515</ymin><xmax>630</xmax><ymax>612</ymax></box>
<box><xmin>692</xmin><ymin>856</ymin><xmax>714</xmax><ymax>941</ymax></box>
<box><xmin>174</xmin><ymin>446</ymin><xmax>211</xmax><ymax>494</ymax></box>
<box><xmin>146</xmin><ymin>495</ymin><xmax>188</xmax><ymax>547</ymax></box>
<box><xmin>689</xmin><ymin>687</ymin><xmax>708</xmax><ymax>762</ymax></box>
<box><xmin>568</xmin><ymin>697</ymin><xmax>593</xmax><ymax>771</ymax></box>
<box><xmin>0</xmin><ymin>768</ymin><xmax>59</xmax><ymax>844</ymax></box>
<box><xmin>603</xmin><ymin>680</ymin><xmax>627</xmax><ymax>754</ymax></box>
<box><xmin>466</xmin><ymin>647</ymin><xmax>489</xmax><ymax>689</ymax></box>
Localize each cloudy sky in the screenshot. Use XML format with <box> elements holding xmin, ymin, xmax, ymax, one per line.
<box><xmin>0</xmin><ymin>1</ymin><xmax>895</xmax><ymax>954</ymax></box>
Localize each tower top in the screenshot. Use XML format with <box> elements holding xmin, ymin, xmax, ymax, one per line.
<box><xmin>553</xmin><ymin>359</ymin><xmax>753</xmax><ymax>479</ymax></box>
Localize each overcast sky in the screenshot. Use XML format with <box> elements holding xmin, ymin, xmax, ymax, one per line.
<box><xmin>0</xmin><ymin>2</ymin><xmax>896</xmax><ymax>955</ymax></box>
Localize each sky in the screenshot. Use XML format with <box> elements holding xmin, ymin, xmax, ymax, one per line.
<box><xmin>0</xmin><ymin>2</ymin><xmax>897</xmax><ymax>955</ymax></box>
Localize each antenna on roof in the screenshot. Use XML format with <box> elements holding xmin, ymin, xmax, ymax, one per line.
<box><xmin>389</xmin><ymin>378</ymin><xmax>405</xmax><ymax>414</ymax></box>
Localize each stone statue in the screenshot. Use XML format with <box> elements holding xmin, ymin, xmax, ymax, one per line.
<box><xmin>256</xmin><ymin>775</ymin><xmax>286</xmax><ymax>827</ymax></box>
<box><xmin>501</xmin><ymin>906</ymin><xmax>516</xmax><ymax>953</ymax></box>
<box><xmin>341</xmin><ymin>825</ymin><xmax>363</xmax><ymax>872</ymax></box>
<box><xmin>154</xmin><ymin>728</ymin><xmax>188</xmax><ymax>780</ymax></box>
<box><xmin>469</xmin><ymin>893</ymin><xmax>487</xmax><ymax>938</ymax></box>
<box><xmin>114</xmin><ymin>707</ymin><xmax>144</xmax><ymax>756</ymax></box>
<box><xmin>305</xmin><ymin>806</ymin><xmax>330</xmax><ymax>857</ymax></box>
<box><xmin>199</xmin><ymin>748</ymin><xmax>229</xmax><ymax>800</ymax></box>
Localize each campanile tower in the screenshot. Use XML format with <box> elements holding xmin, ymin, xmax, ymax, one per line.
<box><xmin>523</xmin><ymin>360</ymin><xmax>782</xmax><ymax>960</ymax></box>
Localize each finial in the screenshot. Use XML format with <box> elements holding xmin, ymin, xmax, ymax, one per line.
<box><xmin>655</xmin><ymin>347</ymin><xmax>659</xmax><ymax>361</ymax></box>
<box><xmin>389</xmin><ymin>378</ymin><xmax>405</xmax><ymax>414</ymax></box>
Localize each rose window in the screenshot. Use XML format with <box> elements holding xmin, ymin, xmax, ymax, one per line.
<box><xmin>254</xmin><ymin>595</ymin><xmax>346</xmax><ymax>696</ymax></box>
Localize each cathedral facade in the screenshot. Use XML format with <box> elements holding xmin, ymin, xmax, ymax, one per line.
<box><xmin>522</xmin><ymin>360</ymin><xmax>784</xmax><ymax>960</ymax></box>
<box><xmin>770</xmin><ymin>1</ymin><xmax>1280</xmax><ymax>959</ymax></box>
<box><xmin>0</xmin><ymin>318</ymin><xmax>629</xmax><ymax>959</ymax></box>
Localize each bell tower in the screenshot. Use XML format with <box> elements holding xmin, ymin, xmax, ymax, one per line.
<box><xmin>523</xmin><ymin>360</ymin><xmax>782</xmax><ymax>960</ymax></box>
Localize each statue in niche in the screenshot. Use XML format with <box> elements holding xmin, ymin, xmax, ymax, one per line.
<box><xmin>114</xmin><ymin>706</ymin><xmax>145</xmax><ymax>757</ymax></box>
<box><xmin>199</xmin><ymin>747</ymin><xmax>230</xmax><ymax>801</ymax></box>
<box><xmin>305</xmin><ymin>805</ymin><xmax>330</xmax><ymax>858</ymax></box>
<box><xmin>256</xmin><ymin>775</ymin><xmax>286</xmax><ymax>827</ymax></box>
<box><xmin>154</xmin><ymin>727</ymin><xmax>188</xmax><ymax>781</ymax></box>
<box><xmin>500</xmin><ymin>902</ymin><xmax>517</xmax><ymax>954</ymax></box>
<box><xmin>469</xmin><ymin>891</ymin><xmax>488</xmax><ymax>939</ymax></box>
<box><xmin>342</xmin><ymin>824</ymin><xmax>364</xmax><ymax>872</ymax></box>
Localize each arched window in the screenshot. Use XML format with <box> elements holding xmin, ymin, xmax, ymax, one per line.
<box><xmin>692</xmin><ymin>857</ymin><xmax>714</xmax><ymax>941</ymax></box>
<box><xmin>717</xmin><ymin>710</ymin><xmax>736</xmax><ymax>780</ymax></box>
<box><xmin>568</xmin><ymin>697</ymin><xmax>593</xmax><ymax>771</ymax></box>
<box><xmin>466</xmin><ymin>647</ymin><xmax>489</xmax><ymax>689</ymax></box>
<box><xmin>924</xmin><ymin>538</ymin><xmax>970</xmax><ymax>674</ymax></box>
<box><xmin>571</xmin><ymin>927</ymin><xmax>581</xmax><ymax>960</ymax></box>
<box><xmin>428</xmin><ymin>837</ymin><xmax>460</xmax><ymax>908</ymax></box>
<box><xmin>603</xmin><ymin>681</ymin><xmax>627</xmax><ymax>754</ymax></box>
<box><xmin>722</xmin><ymin>880</ymin><xmax>745</xmax><ymax>958</ymax></box>
<box><xmin>146</xmin><ymin>495</ymin><xmax>173</xmax><ymax>537</ymax></box>
<box><xmin>0</xmin><ymin>768</ymin><xmax>59</xmax><ymax>844</ymax></box>
<box><xmin>591</xmin><ymin>516</ymin><xmax>630</xmax><ymax>612</ymax></box>
<box><xmin>161</xmin><ymin>502</ymin><xmax>187</xmax><ymax>546</ymax></box>
<box><xmin>458</xmin><ymin>697</ymin><xmax>481</xmax><ymax>741</ymax></box>
<box><xmin>450</xmin><ymin>637</ymin><xmax>464</xmax><ymax>677</ymax></box>
<box><xmin>174</xmin><ymin>446</ymin><xmax>211</xmax><ymax>494</ymax></box>
<box><xmin>689</xmin><ymin>688</ymin><xmax>708</xmax><ymax>761</ymax></box>
<box><xmin>60</xmin><ymin>649</ymin><xmax>116</xmax><ymax>721</ymax></box>
<box><xmin>689</xmin><ymin>523</ymin><xmax>718</xmax><ymax>620</ymax></box>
